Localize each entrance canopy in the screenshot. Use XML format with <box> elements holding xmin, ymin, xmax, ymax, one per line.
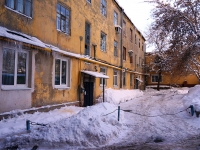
<box><xmin>136</xmin><ymin>78</ymin><xmax>143</xmax><ymax>82</ymax></box>
<box><xmin>81</xmin><ymin>70</ymin><xmax>109</xmax><ymax>79</ymax></box>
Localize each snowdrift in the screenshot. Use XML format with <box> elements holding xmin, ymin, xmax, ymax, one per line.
<box><xmin>3</xmin><ymin>103</ymin><xmax>125</xmax><ymax>148</ymax></box>
<box><xmin>182</xmin><ymin>85</ymin><xmax>200</xmax><ymax>112</ymax></box>
<box><xmin>98</xmin><ymin>88</ymin><xmax>144</xmax><ymax>104</ymax></box>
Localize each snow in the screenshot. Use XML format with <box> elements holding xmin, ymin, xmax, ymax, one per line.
<box><xmin>0</xmin><ymin>86</ymin><xmax>200</xmax><ymax>149</ymax></box>
<box><xmin>81</xmin><ymin>70</ymin><xmax>109</xmax><ymax>79</ymax></box>
<box><xmin>0</xmin><ymin>26</ymin><xmax>46</xmax><ymax>48</ymax></box>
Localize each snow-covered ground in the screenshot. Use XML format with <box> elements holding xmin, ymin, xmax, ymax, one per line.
<box><xmin>0</xmin><ymin>86</ymin><xmax>200</xmax><ymax>149</ymax></box>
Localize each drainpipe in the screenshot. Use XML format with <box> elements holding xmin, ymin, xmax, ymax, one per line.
<box><xmin>79</xmin><ymin>36</ymin><xmax>83</xmax><ymax>106</ymax></box>
<box><xmin>120</xmin><ymin>9</ymin><xmax>124</xmax><ymax>89</ymax></box>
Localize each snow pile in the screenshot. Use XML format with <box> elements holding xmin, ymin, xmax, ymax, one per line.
<box><xmin>3</xmin><ymin>103</ymin><xmax>124</xmax><ymax>148</ymax></box>
<box><xmin>182</xmin><ymin>85</ymin><xmax>200</xmax><ymax>111</ymax></box>
<box><xmin>98</xmin><ymin>88</ymin><xmax>143</xmax><ymax>104</ymax></box>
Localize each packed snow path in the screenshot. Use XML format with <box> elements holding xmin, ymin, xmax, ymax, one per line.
<box><xmin>111</xmin><ymin>89</ymin><xmax>200</xmax><ymax>149</ymax></box>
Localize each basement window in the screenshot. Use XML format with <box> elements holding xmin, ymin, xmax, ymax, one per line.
<box><xmin>5</xmin><ymin>0</ymin><xmax>32</xmax><ymax>17</ymax></box>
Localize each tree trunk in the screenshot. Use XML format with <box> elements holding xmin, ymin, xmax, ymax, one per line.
<box><xmin>157</xmin><ymin>69</ymin><xmax>162</xmax><ymax>91</ymax></box>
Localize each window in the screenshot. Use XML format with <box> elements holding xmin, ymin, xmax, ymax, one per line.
<box><xmin>135</xmin><ymin>34</ymin><xmax>137</xmax><ymax>44</ymax></box>
<box><xmin>114</xmin><ymin>11</ymin><xmax>118</xmax><ymax>25</ymax></box>
<box><xmin>57</xmin><ymin>3</ymin><xmax>70</xmax><ymax>35</ymax></box>
<box><xmin>123</xmin><ymin>47</ymin><xmax>126</xmax><ymax>60</ymax></box>
<box><xmin>151</xmin><ymin>75</ymin><xmax>162</xmax><ymax>83</ymax></box>
<box><xmin>85</xmin><ymin>22</ymin><xmax>90</xmax><ymax>55</ymax></box>
<box><xmin>113</xmin><ymin>70</ymin><xmax>118</xmax><ymax>86</ymax></box>
<box><xmin>54</xmin><ymin>57</ymin><xmax>71</xmax><ymax>88</ymax></box>
<box><xmin>100</xmin><ymin>67</ymin><xmax>107</xmax><ymax>86</ymax></box>
<box><xmin>130</xmin><ymin>56</ymin><xmax>133</xmax><ymax>63</ymax></box>
<box><xmin>123</xmin><ymin>20</ymin><xmax>126</xmax><ymax>36</ymax></box>
<box><xmin>101</xmin><ymin>32</ymin><xmax>106</xmax><ymax>52</ymax></box>
<box><xmin>101</xmin><ymin>0</ymin><xmax>107</xmax><ymax>16</ymax></box>
<box><xmin>139</xmin><ymin>39</ymin><xmax>140</xmax><ymax>48</ymax></box>
<box><xmin>114</xmin><ymin>40</ymin><xmax>118</xmax><ymax>56</ymax></box>
<box><xmin>130</xmin><ymin>74</ymin><xmax>133</xmax><ymax>86</ymax></box>
<box><xmin>123</xmin><ymin>72</ymin><xmax>126</xmax><ymax>86</ymax></box>
<box><xmin>2</xmin><ymin>48</ymin><xmax>29</xmax><ymax>88</ymax></box>
<box><xmin>130</xmin><ymin>28</ymin><xmax>133</xmax><ymax>42</ymax></box>
<box><xmin>87</xmin><ymin>0</ymin><xmax>91</xmax><ymax>3</ymax></box>
<box><xmin>5</xmin><ymin>0</ymin><xmax>32</xmax><ymax>17</ymax></box>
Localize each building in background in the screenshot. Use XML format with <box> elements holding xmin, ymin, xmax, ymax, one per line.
<box><xmin>145</xmin><ymin>52</ymin><xmax>199</xmax><ymax>88</ymax></box>
<box><xmin>0</xmin><ymin>0</ymin><xmax>145</xmax><ymax>113</ymax></box>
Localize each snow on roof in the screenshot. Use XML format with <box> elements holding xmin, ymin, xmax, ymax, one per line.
<box><xmin>48</xmin><ymin>44</ymin><xmax>83</xmax><ymax>59</ymax></box>
<box><xmin>0</xmin><ymin>26</ymin><xmax>46</xmax><ymax>48</ymax></box>
<box><xmin>81</xmin><ymin>70</ymin><xmax>109</xmax><ymax>78</ymax></box>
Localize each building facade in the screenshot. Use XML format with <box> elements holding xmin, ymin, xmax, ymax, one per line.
<box><xmin>145</xmin><ymin>52</ymin><xmax>199</xmax><ymax>88</ymax></box>
<box><xmin>0</xmin><ymin>0</ymin><xmax>146</xmax><ymax>113</ymax></box>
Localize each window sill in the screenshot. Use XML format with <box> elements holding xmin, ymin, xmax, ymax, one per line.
<box><xmin>57</xmin><ymin>29</ymin><xmax>70</xmax><ymax>36</ymax></box>
<box><xmin>5</xmin><ymin>6</ymin><xmax>32</xmax><ymax>19</ymax></box>
<box><xmin>54</xmin><ymin>86</ymin><xmax>70</xmax><ymax>90</ymax></box>
<box><xmin>1</xmin><ymin>87</ymin><xmax>32</xmax><ymax>91</ymax></box>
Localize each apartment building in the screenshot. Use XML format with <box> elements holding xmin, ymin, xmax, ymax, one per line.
<box><xmin>0</xmin><ymin>0</ymin><xmax>145</xmax><ymax>113</ymax></box>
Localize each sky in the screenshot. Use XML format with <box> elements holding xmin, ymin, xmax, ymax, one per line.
<box><xmin>116</xmin><ymin>0</ymin><xmax>155</xmax><ymax>52</ymax></box>
<box><xmin>117</xmin><ymin>0</ymin><xmax>154</xmax><ymax>34</ymax></box>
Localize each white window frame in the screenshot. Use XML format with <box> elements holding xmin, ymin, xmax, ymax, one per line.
<box><xmin>151</xmin><ymin>75</ymin><xmax>162</xmax><ymax>83</ymax></box>
<box><xmin>113</xmin><ymin>70</ymin><xmax>118</xmax><ymax>86</ymax></box>
<box><xmin>2</xmin><ymin>48</ymin><xmax>29</xmax><ymax>90</ymax></box>
<box><xmin>101</xmin><ymin>32</ymin><xmax>106</xmax><ymax>52</ymax></box>
<box><xmin>100</xmin><ymin>67</ymin><xmax>107</xmax><ymax>86</ymax></box>
<box><xmin>53</xmin><ymin>56</ymin><xmax>71</xmax><ymax>89</ymax></box>
<box><xmin>114</xmin><ymin>40</ymin><xmax>118</xmax><ymax>56</ymax></box>
<box><xmin>114</xmin><ymin>11</ymin><xmax>118</xmax><ymax>25</ymax></box>
<box><xmin>101</xmin><ymin>0</ymin><xmax>107</xmax><ymax>16</ymax></box>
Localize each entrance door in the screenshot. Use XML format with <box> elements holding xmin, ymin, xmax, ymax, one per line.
<box><xmin>84</xmin><ymin>82</ymin><xmax>94</xmax><ymax>107</ymax></box>
<box><xmin>135</xmin><ymin>79</ymin><xmax>139</xmax><ymax>89</ymax></box>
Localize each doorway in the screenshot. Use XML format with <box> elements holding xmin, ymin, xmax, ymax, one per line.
<box><xmin>84</xmin><ymin>82</ymin><xmax>94</xmax><ymax>107</ymax></box>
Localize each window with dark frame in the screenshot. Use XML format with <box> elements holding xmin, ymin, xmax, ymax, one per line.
<box><xmin>151</xmin><ymin>75</ymin><xmax>162</xmax><ymax>83</ymax></box>
<box><xmin>130</xmin><ymin>74</ymin><xmax>133</xmax><ymax>86</ymax></box>
<box><xmin>87</xmin><ymin>0</ymin><xmax>91</xmax><ymax>3</ymax></box>
<box><xmin>139</xmin><ymin>39</ymin><xmax>140</xmax><ymax>48</ymax></box>
<box><xmin>130</xmin><ymin>55</ymin><xmax>133</xmax><ymax>63</ymax></box>
<box><xmin>85</xmin><ymin>22</ymin><xmax>90</xmax><ymax>55</ymax></box>
<box><xmin>123</xmin><ymin>72</ymin><xmax>126</xmax><ymax>86</ymax></box>
<box><xmin>5</xmin><ymin>0</ymin><xmax>32</xmax><ymax>17</ymax></box>
<box><xmin>101</xmin><ymin>0</ymin><xmax>107</xmax><ymax>16</ymax></box>
<box><xmin>101</xmin><ymin>32</ymin><xmax>106</xmax><ymax>52</ymax></box>
<box><xmin>123</xmin><ymin>47</ymin><xmax>126</xmax><ymax>60</ymax></box>
<box><xmin>56</xmin><ymin>3</ymin><xmax>70</xmax><ymax>35</ymax></box>
<box><xmin>130</xmin><ymin>28</ymin><xmax>133</xmax><ymax>42</ymax></box>
<box><xmin>135</xmin><ymin>34</ymin><xmax>137</xmax><ymax>44</ymax></box>
<box><xmin>114</xmin><ymin>11</ymin><xmax>118</xmax><ymax>25</ymax></box>
<box><xmin>114</xmin><ymin>40</ymin><xmax>118</xmax><ymax>56</ymax></box>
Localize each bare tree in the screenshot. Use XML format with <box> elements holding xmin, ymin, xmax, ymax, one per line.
<box><xmin>146</xmin><ymin>0</ymin><xmax>200</xmax><ymax>81</ymax></box>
